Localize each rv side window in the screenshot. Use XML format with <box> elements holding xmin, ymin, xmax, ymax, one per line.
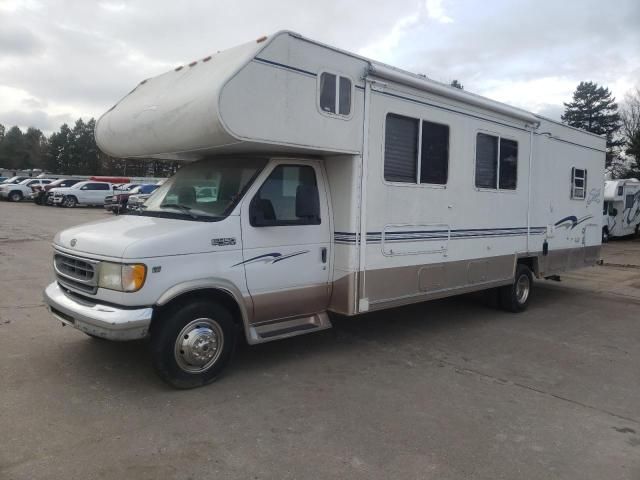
<box><xmin>384</xmin><ymin>114</ymin><xmax>419</xmax><ymax>183</ymax></box>
<box><xmin>571</xmin><ymin>167</ymin><xmax>587</xmax><ymax>200</ymax></box>
<box><xmin>617</xmin><ymin>186</ymin><xmax>624</xmax><ymax>195</ymax></box>
<box><xmin>475</xmin><ymin>134</ymin><xmax>498</xmax><ymax>188</ymax></box>
<box><xmin>420</xmin><ymin>121</ymin><xmax>449</xmax><ymax>185</ymax></box>
<box><xmin>475</xmin><ymin>133</ymin><xmax>518</xmax><ymax>190</ymax></box>
<box><xmin>384</xmin><ymin>114</ymin><xmax>450</xmax><ymax>185</ymax></box>
<box><xmin>625</xmin><ymin>194</ymin><xmax>635</xmax><ymax>209</ymax></box>
<box><xmin>319</xmin><ymin>73</ymin><xmax>352</xmax><ymax>117</ymax></box>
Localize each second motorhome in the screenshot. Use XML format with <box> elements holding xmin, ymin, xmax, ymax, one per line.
<box><xmin>602</xmin><ymin>179</ymin><xmax>640</xmax><ymax>241</ymax></box>
<box><xmin>44</xmin><ymin>31</ymin><xmax>605</xmax><ymax>388</ymax></box>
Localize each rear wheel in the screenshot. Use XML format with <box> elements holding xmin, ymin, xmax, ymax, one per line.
<box><xmin>499</xmin><ymin>264</ymin><xmax>533</xmax><ymax>312</ymax></box>
<box><xmin>8</xmin><ymin>191</ymin><xmax>23</xmax><ymax>202</ymax></box>
<box><xmin>151</xmin><ymin>300</ymin><xmax>237</xmax><ymax>389</ymax></box>
<box><xmin>63</xmin><ymin>195</ymin><xmax>77</xmax><ymax>208</ymax></box>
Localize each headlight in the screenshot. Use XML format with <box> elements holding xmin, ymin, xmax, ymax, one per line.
<box><xmin>98</xmin><ymin>262</ymin><xmax>147</xmax><ymax>292</ymax></box>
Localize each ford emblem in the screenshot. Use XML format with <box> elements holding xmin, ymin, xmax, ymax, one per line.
<box><xmin>70</xmin><ymin>239</ymin><xmax>77</xmax><ymax>247</ymax></box>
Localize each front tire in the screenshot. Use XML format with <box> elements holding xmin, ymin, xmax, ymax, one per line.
<box><xmin>63</xmin><ymin>195</ymin><xmax>77</xmax><ymax>208</ymax></box>
<box><xmin>499</xmin><ymin>264</ymin><xmax>533</xmax><ymax>312</ymax></box>
<box><xmin>8</xmin><ymin>191</ymin><xmax>23</xmax><ymax>202</ymax></box>
<box><xmin>151</xmin><ymin>300</ymin><xmax>237</xmax><ymax>389</ymax></box>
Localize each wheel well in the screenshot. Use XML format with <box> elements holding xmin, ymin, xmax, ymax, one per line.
<box><xmin>152</xmin><ymin>288</ymin><xmax>245</xmax><ymax>334</ymax></box>
<box><xmin>517</xmin><ymin>257</ymin><xmax>539</xmax><ymax>277</ymax></box>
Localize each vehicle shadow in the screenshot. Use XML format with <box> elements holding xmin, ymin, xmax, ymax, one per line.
<box><xmin>56</xmin><ymin>285</ymin><xmax>560</xmax><ymax>392</ymax></box>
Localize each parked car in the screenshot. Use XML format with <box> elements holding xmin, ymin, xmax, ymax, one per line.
<box><xmin>0</xmin><ymin>177</ymin><xmax>7</xmax><ymax>183</ymax></box>
<box><xmin>0</xmin><ymin>178</ymin><xmax>52</xmax><ymax>202</ymax></box>
<box><xmin>32</xmin><ymin>178</ymin><xmax>83</xmax><ymax>205</ymax></box>
<box><xmin>1</xmin><ymin>176</ymin><xmax>30</xmax><ymax>185</ymax></box>
<box><xmin>107</xmin><ymin>184</ymin><xmax>159</xmax><ymax>213</ymax></box>
<box><xmin>103</xmin><ymin>184</ymin><xmax>141</xmax><ymax>213</ymax></box>
<box><xmin>51</xmin><ymin>181</ymin><xmax>113</xmax><ymax>208</ymax></box>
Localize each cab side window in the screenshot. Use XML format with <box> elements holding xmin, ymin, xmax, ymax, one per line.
<box><xmin>250</xmin><ymin>165</ymin><xmax>320</xmax><ymax>227</ymax></box>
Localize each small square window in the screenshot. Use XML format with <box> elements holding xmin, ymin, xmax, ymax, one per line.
<box><xmin>319</xmin><ymin>73</ymin><xmax>352</xmax><ymax>117</ymax></box>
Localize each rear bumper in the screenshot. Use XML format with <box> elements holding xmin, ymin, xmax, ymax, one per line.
<box><xmin>43</xmin><ymin>282</ymin><xmax>153</xmax><ymax>341</ymax></box>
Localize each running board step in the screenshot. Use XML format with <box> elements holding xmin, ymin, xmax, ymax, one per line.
<box><xmin>248</xmin><ymin>312</ymin><xmax>332</xmax><ymax>344</ymax></box>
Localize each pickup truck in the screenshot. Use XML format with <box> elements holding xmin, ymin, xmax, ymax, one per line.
<box><xmin>51</xmin><ymin>181</ymin><xmax>113</xmax><ymax>207</ymax></box>
<box><xmin>0</xmin><ymin>178</ymin><xmax>52</xmax><ymax>201</ymax></box>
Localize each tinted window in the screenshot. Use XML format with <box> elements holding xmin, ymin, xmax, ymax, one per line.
<box><xmin>420</xmin><ymin>121</ymin><xmax>449</xmax><ymax>184</ymax></box>
<box><xmin>499</xmin><ymin>138</ymin><xmax>518</xmax><ymax>190</ymax></box>
<box><xmin>141</xmin><ymin>185</ymin><xmax>158</xmax><ymax>194</ymax></box>
<box><xmin>625</xmin><ymin>194</ymin><xmax>635</xmax><ymax>209</ymax></box>
<box><xmin>319</xmin><ymin>73</ymin><xmax>336</xmax><ymax>114</ymax></box>
<box><xmin>384</xmin><ymin>114</ymin><xmax>419</xmax><ymax>183</ymax></box>
<box><xmin>617</xmin><ymin>186</ymin><xmax>624</xmax><ymax>195</ymax></box>
<box><xmin>475</xmin><ymin>133</ymin><xmax>498</xmax><ymax>188</ymax></box>
<box><xmin>339</xmin><ymin>77</ymin><xmax>351</xmax><ymax>115</ymax></box>
<box><xmin>252</xmin><ymin>165</ymin><xmax>319</xmax><ymax>226</ymax></box>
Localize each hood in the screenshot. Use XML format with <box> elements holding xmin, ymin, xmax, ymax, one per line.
<box><xmin>50</xmin><ymin>187</ymin><xmax>74</xmax><ymax>194</ymax></box>
<box><xmin>54</xmin><ymin>214</ymin><xmax>241</xmax><ymax>259</ymax></box>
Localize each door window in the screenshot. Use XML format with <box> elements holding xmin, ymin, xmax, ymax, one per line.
<box><xmin>250</xmin><ymin>165</ymin><xmax>320</xmax><ymax>226</ymax></box>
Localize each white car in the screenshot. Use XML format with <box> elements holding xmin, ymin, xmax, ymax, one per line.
<box><xmin>0</xmin><ymin>178</ymin><xmax>52</xmax><ymax>202</ymax></box>
<box><xmin>51</xmin><ymin>181</ymin><xmax>114</xmax><ymax>208</ymax></box>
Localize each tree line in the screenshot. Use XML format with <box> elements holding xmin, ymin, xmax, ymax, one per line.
<box><xmin>0</xmin><ymin>118</ymin><xmax>180</xmax><ymax>178</ymax></box>
<box><xmin>1</xmin><ymin>83</ymin><xmax>639</xmax><ymax>179</ymax></box>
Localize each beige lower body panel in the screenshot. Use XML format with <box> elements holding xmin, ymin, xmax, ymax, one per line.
<box><xmin>249</xmin><ymin>284</ymin><xmax>330</xmax><ymax>325</ymax></box>
<box><xmin>328</xmin><ymin>245</ymin><xmax>601</xmax><ymax>316</ymax></box>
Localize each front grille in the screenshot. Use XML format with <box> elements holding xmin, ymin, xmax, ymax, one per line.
<box><xmin>54</xmin><ymin>253</ymin><xmax>98</xmax><ymax>294</ymax></box>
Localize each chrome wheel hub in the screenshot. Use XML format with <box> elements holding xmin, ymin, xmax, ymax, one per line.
<box><xmin>174</xmin><ymin>318</ymin><xmax>223</xmax><ymax>373</ymax></box>
<box><xmin>516</xmin><ymin>274</ymin><xmax>530</xmax><ymax>304</ymax></box>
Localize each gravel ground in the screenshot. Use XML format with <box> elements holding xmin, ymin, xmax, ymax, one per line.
<box><xmin>1</xmin><ymin>201</ymin><xmax>639</xmax><ymax>480</ymax></box>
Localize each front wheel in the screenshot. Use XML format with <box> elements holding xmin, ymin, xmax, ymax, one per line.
<box><xmin>63</xmin><ymin>196</ymin><xmax>77</xmax><ymax>208</ymax></box>
<box><xmin>499</xmin><ymin>264</ymin><xmax>533</xmax><ymax>312</ymax></box>
<box><xmin>9</xmin><ymin>191</ymin><xmax>23</xmax><ymax>202</ymax></box>
<box><xmin>151</xmin><ymin>300</ymin><xmax>237</xmax><ymax>389</ymax></box>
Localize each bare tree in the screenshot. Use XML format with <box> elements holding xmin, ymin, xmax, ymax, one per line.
<box><xmin>620</xmin><ymin>88</ymin><xmax>640</xmax><ymax>141</ymax></box>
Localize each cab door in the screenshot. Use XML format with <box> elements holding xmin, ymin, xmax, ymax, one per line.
<box><xmin>240</xmin><ymin>161</ymin><xmax>331</xmax><ymax>323</ymax></box>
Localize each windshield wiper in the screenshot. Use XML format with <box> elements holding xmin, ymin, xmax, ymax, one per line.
<box><xmin>159</xmin><ymin>203</ymin><xmax>199</xmax><ymax>219</ymax></box>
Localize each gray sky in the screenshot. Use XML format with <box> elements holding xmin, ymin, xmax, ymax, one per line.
<box><xmin>1</xmin><ymin>0</ymin><xmax>638</xmax><ymax>133</ymax></box>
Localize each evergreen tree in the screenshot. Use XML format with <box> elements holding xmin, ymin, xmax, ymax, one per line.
<box><xmin>0</xmin><ymin>123</ymin><xmax>5</xmax><ymax>143</ymax></box>
<box><xmin>562</xmin><ymin>81</ymin><xmax>623</xmax><ymax>166</ymax></box>
<box><xmin>450</xmin><ymin>79</ymin><xmax>464</xmax><ymax>90</ymax></box>
<box><xmin>1</xmin><ymin>126</ymin><xmax>26</xmax><ymax>171</ymax></box>
<box><xmin>23</xmin><ymin>127</ymin><xmax>47</xmax><ymax>169</ymax></box>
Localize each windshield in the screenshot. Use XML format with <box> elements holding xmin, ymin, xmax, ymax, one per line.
<box><xmin>138</xmin><ymin>157</ymin><xmax>267</xmax><ymax>221</ymax></box>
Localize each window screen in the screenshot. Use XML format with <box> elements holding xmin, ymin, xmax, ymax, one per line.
<box><xmin>571</xmin><ymin>168</ymin><xmax>586</xmax><ymax>199</ymax></box>
<box><xmin>475</xmin><ymin>133</ymin><xmax>498</xmax><ymax>188</ymax></box>
<box><xmin>420</xmin><ymin>121</ymin><xmax>449</xmax><ymax>184</ymax></box>
<box><xmin>384</xmin><ymin>114</ymin><xmax>419</xmax><ymax>183</ymax></box>
<box><xmin>339</xmin><ymin>77</ymin><xmax>351</xmax><ymax>115</ymax></box>
<box><xmin>499</xmin><ymin>138</ymin><xmax>518</xmax><ymax>190</ymax></box>
<box><xmin>625</xmin><ymin>194</ymin><xmax>635</xmax><ymax>209</ymax></box>
<box><xmin>319</xmin><ymin>73</ymin><xmax>336</xmax><ymax>114</ymax></box>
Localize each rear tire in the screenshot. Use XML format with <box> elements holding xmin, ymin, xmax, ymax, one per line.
<box><xmin>8</xmin><ymin>191</ymin><xmax>23</xmax><ymax>202</ymax></box>
<box><xmin>151</xmin><ymin>300</ymin><xmax>237</xmax><ymax>389</ymax></box>
<box><xmin>63</xmin><ymin>195</ymin><xmax>77</xmax><ymax>208</ymax></box>
<box><xmin>499</xmin><ymin>264</ymin><xmax>533</xmax><ymax>312</ymax></box>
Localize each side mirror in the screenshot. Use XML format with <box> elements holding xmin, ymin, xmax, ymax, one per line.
<box><xmin>295</xmin><ymin>185</ymin><xmax>320</xmax><ymax>223</ymax></box>
<box><xmin>250</xmin><ymin>198</ymin><xmax>277</xmax><ymax>227</ymax></box>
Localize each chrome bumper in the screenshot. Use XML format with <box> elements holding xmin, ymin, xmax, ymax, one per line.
<box><xmin>43</xmin><ymin>282</ymin><xmax>153</xmax><ymax>341</ymax></box>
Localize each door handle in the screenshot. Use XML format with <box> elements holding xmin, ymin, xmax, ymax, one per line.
<box><xmin>321</xmin><ymin>247</ymin><xmax>327</xmax><ymax>263</ymax></box>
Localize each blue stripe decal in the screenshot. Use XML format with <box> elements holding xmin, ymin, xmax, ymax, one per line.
<box><xmin>334</xmin><ymin>227</ymin><xmax>547</xmax><ymax>244</ymax></box>
<box><xmin>253</xmin><ymin>57</ymin><xmax>317</xmax><ymax>78</ymax></box>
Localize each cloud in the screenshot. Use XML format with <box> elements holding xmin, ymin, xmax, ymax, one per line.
<box><xmin>425</xmin><ymin>0</ymin><xmax>453</xmax><ymax>23</ymax></box>
<box><xmin>0</xmin><ymin>0</ymin><xmax>638</xmax><ymax>133</ymax></box>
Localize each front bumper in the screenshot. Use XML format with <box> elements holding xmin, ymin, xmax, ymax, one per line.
<box><xmin>0</xmin><ymin>190</ymin><xmax>9</xmax><ymax>199</ymax></box>
<box><xmin>43</xmin><ymin>282</ymin><xmax>153</xmax><ymax>341</ymax></box>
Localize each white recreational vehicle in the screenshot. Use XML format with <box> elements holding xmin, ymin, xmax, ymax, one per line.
<box><xmin>44</xmin><ymin>31</ymin><xmax>605</xmax><ymax>388</ymax></box>
<box><xmin>602</xmin><ymin>179</ymin><xmax>640</xmax><ymax>241</ymax></box>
